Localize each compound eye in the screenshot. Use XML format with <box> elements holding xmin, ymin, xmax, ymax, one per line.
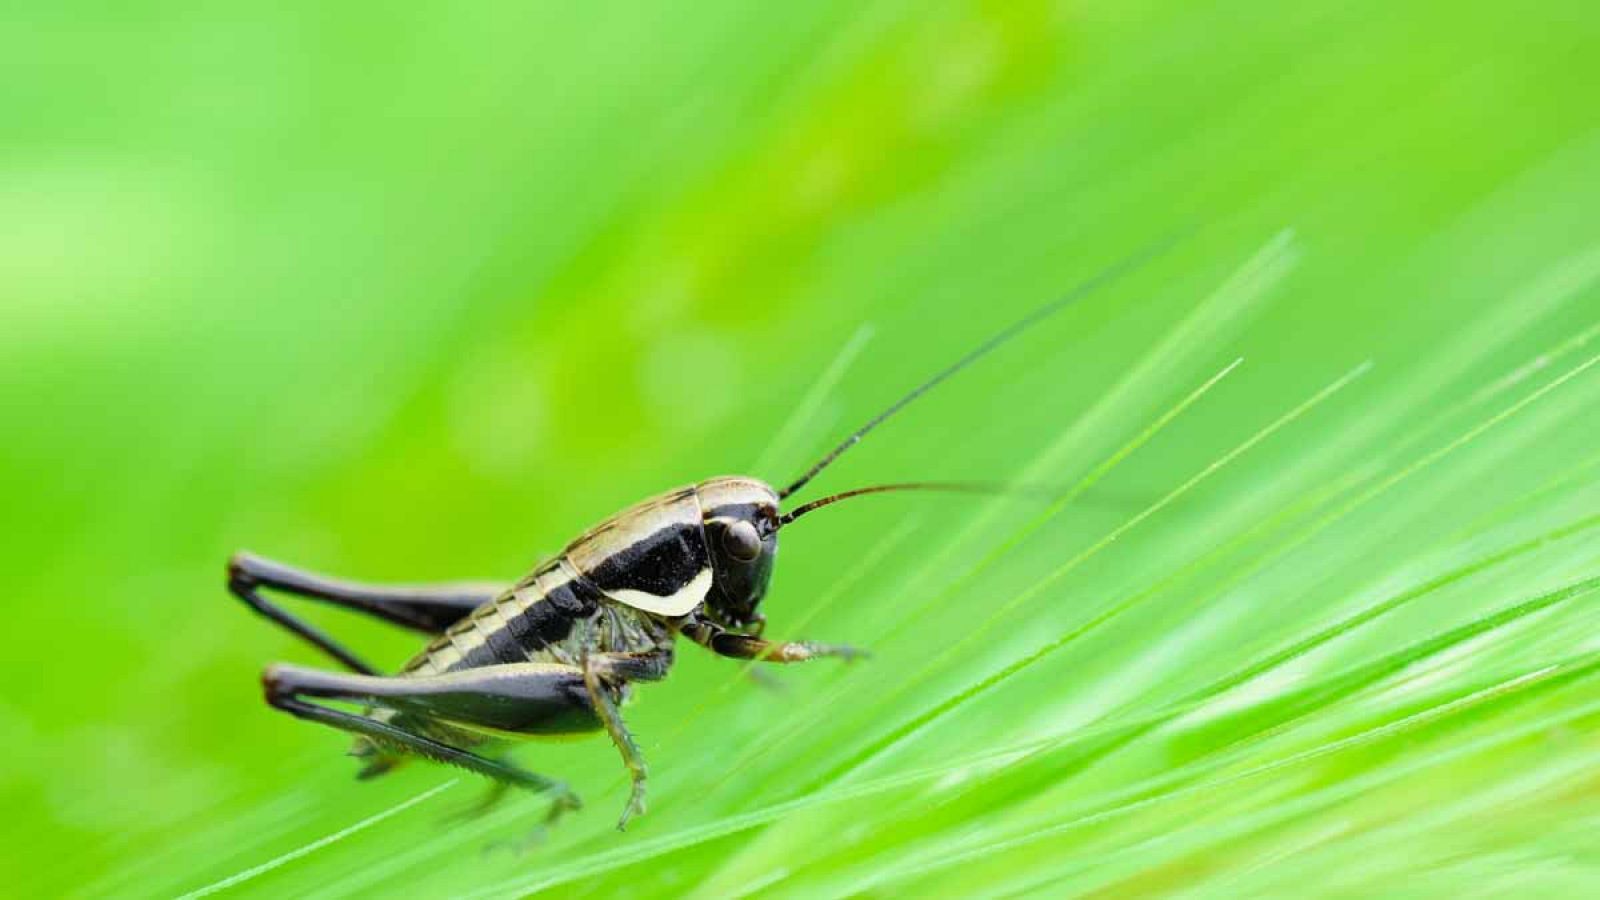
<box><xmin>722</xmin><ymin>520</ymin><xmax>762</xmax><ymax>562</ymax></box>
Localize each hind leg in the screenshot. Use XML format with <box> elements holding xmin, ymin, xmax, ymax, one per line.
<box><xmin>229</xmin><ymin>552</ymin><xmax>504</xmax><ymax>674</ymax></box>
<box><xmin>263</xmin><ymin>662</ymin><xmax>590</xmax><ymax>822</ymax></box>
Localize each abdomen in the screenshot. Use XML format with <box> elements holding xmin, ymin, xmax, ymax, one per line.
<box><xmin>402</xmin><ymin>557</ymin><xmax>601</xmax><ymax>676</ymax></box>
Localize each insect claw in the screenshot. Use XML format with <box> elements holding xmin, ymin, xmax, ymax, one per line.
<box><xmin>615</xmin><ymin>783</ymin><xmax>647</xmax><ymax>831</ymax></box>
<box><xmin>544</xmin><ymin>788</ymin><xmax>583</xmax><ymax>828</ymax></box>
<box><xmin>801</xmin><ymin>641</ymin><xmax>870</xmax><ymax>662</ymax></box>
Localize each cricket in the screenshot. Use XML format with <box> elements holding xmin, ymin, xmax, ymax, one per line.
<box><xmin>229</xmin><ymin>262</ymin><xmax>1135</xmax><ymax>830</ymax></box>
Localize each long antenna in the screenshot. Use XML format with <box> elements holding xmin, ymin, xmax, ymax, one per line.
<box><xmin>777</xmin><ymin>235</ymin><xmax>1181</xmax><ymax>499</ymax></box>
<box><xmin>777</xmin><ymin>481</ymin><xmax>1017</xmax><ymax>528</ymax></box>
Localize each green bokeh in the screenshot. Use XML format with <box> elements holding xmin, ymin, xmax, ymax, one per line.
<box><xmin>5</xmin><ymin>2</ymin><xmax>1599</xmax><ymax>897</ymax></box>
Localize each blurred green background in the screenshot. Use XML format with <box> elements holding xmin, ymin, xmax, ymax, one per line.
<box><xmin>5</xmin><ymin>1</ymin><xmax>1600</xmax><ymax>897</ymax></box>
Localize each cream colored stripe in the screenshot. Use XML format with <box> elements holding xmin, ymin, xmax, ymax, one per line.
<box><xmin>608</xmin><ymin>567</ymin><xmax>713</xmax><ymax>617</ymax></box>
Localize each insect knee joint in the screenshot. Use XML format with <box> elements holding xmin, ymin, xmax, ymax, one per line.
<box><xmin>226</xmin><ymin>552</ymin><xmax>259</xmax><ymax>590</ymax></box>
<box><xmin>261</xmin><ymin>663</ymin><xmax>294</xmax><ymax>705</ymax></box>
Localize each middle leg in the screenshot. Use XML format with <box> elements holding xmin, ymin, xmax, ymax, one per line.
<box><xmin>581</xmin><ymin>654</ymin><xmax>651</xmax><ymax>831</ymax></box>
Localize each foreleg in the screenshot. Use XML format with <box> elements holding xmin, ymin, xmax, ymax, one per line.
<box><xmin>680</xmin><ymin>619</ymin><xmax>867</xmax><ymax>663</ymax></box>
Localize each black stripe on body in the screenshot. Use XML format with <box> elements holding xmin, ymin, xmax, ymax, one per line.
<box><xmin>466</xmin><ymin>608</ymin><xmax>533</xmax><ymax>670</ymax></box>
<box><xmin>407</xmin><ymin>563</ymin><xmax>603</xmax><ymax>674</ymax></box>
<box><xmin>585</xmin><ymin>522</ymin><xmax>709</xmax><ymax>599</ymax></box>
<box><xmin>502</xmin><ymin>595</ymin><xmax>542</xmax><ymax>649</ymax></box>
<box><xmin>483</xmin><ymin>576</ymin><xmax>603</xmax><ymax>663</ymax></box>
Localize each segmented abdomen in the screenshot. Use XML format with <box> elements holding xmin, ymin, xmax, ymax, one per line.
<box><xmin>402</xmin><ymin>557</ymin><xmax>601</xmax><ymax>676</ymax></box>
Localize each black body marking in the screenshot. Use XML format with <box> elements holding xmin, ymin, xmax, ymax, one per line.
<box><xmin>585</xmin><ymin>522</ymin><xmax>709</xmax><ymax>598</ymax></box>
<box><xmin>494</xmin><ymin>581</ymin><xmax>603</xmax><ymax>659</ymax></box>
